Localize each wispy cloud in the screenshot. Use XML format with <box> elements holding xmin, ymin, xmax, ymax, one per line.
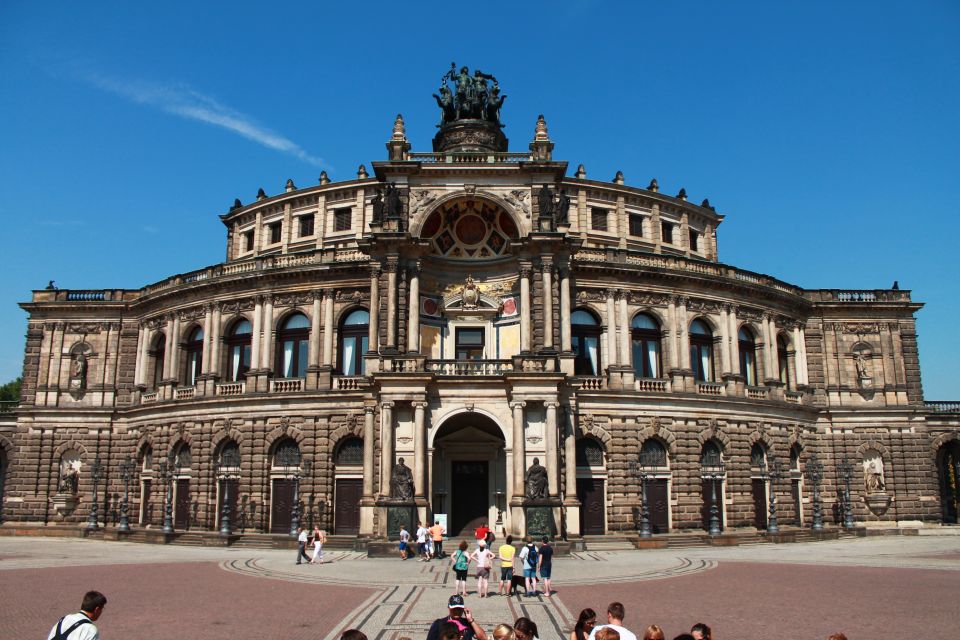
<box><xmin>83</xmin><ymin>72</ymin><xmax>325</xmax><ymax>166</ymax></box>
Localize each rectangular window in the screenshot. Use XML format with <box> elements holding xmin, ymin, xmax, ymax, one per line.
<box><xmin>689</xmin><ymin>230</ymin><xmax>699</xmax><ymax>252</ymax></box>
<box><xmin>455</xmin><ymin>327</ymin><xmax>485</xmax><ymax>360</ymax></box>
<box><xmin>629</xmin><ymin>214</ymin><xmax>644</xmax><ymax>237</ymax></box>
<box><xmin>334</xmin><ymin>208</ymin><xmax>352</xmax><ymax>232</ymax></box>
<box><xmin>591</xmin><ymin>208</ymin><xmax>608</xmax><ymax>232</ymax></box>
<box><xmin>298</xmin><ymin>215</ymin><xmax>314</xmax><ymax>238</ymax></box>
<box><xmin>243</xmin><ymin>230</ymin><xmax>254</xmax><ymax>252</ymax></box>
<box><xmin>268</xmin><ymin>222</ymin><xmax>282</xmax><ymax>244</ymax></box>
<box><xmin>661</xmin><ymin>222</ymin><xmax>674</xmax><ymax>245</ymax></box>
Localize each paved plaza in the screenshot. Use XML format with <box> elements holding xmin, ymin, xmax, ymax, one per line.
<box><xmin>2</xmin><ymin>533</ymin><xmax>959</xmax><ymax>639</ymax></box>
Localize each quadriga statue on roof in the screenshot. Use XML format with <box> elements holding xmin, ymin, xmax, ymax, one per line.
<box><xmin>434</xmin><ymin>63</ymin><xmax>507</xmax><ymax>128</ymax></box>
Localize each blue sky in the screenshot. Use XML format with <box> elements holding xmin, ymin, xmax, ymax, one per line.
<box><xmin>1</xmin><ymin>1</ymin><xmax>958</xmax><ymax>398</ymax></box>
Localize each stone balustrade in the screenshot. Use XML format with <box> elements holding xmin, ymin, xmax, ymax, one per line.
<box><xmin>216</xmin><ymin>382</ymin><xmax>245</xmax><ymax>396</ymax></box>
<box><xmin>426</xmin><ymin>359</ymin><xmax>514</xmax><ymax>376</ymax></box>
<box><xmin>174</xmin><ymin>386</ymin><xmax>195</xmax><ymax>400</ymax></box>
<box><xmin>636</xmin><ymin>378</ymin><xmax>669</xmax><ymax>393</ymax></box>
<box><xmin>784</xmin><ymin>390</ymin><xmax>804</xmax><ymax>404</ymax></box>
<box><xmin>697</xmin><ymin>381</ymin><xmax>725</xmax><ymax>396</ymax></box>
<box><xmin>336</xmin><ymin>376</ymin><xmax>368</xmax><ymax>390</ymax></box>
<box><xmin>141</xmin><ymin>391</ymin><xmax>158</xmax><ymax>403</ymax></box>
<box><xmin>925</xmin><ymin>401</ymin><xmax>960</xmax><ymax>413</ymax></box>
<box><xmin>270</xmin><ymin>378</ymin><xmax>303</xmax><ymax>393</ymax></box>
<box><xmin>578</xmin><ymin>376</ymin><xmax>605</xmax><ymax>390</ymax></box>
<box><xmin>746</xmin><ymin>386</ymin><xmax>769</xmax><ymax>400</ymax></box>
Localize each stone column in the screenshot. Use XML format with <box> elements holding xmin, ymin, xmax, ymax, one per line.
<box><xmin>760</xmin><ymin>314</ymin><xmax>773</xmax><ymax>381</ymax></box>
<box><xmin>719</xmin><ymin>305</ymin><xmax>731</xmax><ymax>375</ymax></box>
<box><xmin>261</xmin><ymin>295</ymin><xmax>274</xmax><ymax>372</ymax></box>
<box><xmin>201</xmin><ymin>305</ymin><xmax>213</xmax><ymax>374</ymax></box>
<box><xmin>559</xmin><ymin>265</ymin><xmax>572</xmax><ymax>352</ymax></box>
<box><xmin>795</xmin><ymin>324</ymin><xmax>808</xmax><ymax>385</ymax></box>
<box><xmin>362</xmin><ymin>406</ymin><xmax>376</xmax><ymax>497</ymax></box>
<box><xmin>542</xmin><ymin>258</ymin><xmax>554</xmax><ymax>349</ymax></box>
<box><xmin>677</xmin><ymin>297</ymin><xmax>690</xmax><ymax>369</ymax></box>
<box><xmin>545</xmin><ymin>402</ymin><xmax>560</xmax><ymax>497</ymax></box>
<box><xmin>309</xmin><ymin>291</ymin><xmax>322</xmax><ymax>368</ymax></box>
<box><xmin>323</xmin><ymin>290</ymin><xmax>335</xmax><ymax>367</ymax></box>
<box><xmin>368</xmin><ymin>265</ymin><xmax>380</xmax><ymax>353</ymax></box>
<box><xmin>413</xmin><ymin>401</ymin><xmax>428</xmax><ymax>499</ymax></box>
<box><xmin>408</xmin><ymin>262</ymin><xmax>421</xmax><ymax>353</ymax></box>
<box><xmin>606</xmin><ymin>290</ymin><xmax>618</xmax><ymax>366</ymax></box>
<box><xmin>728</xmin><ymin>306</ymin><xmax>740</xmax><ymax>373</ymax></box>
<box><xmin>135</xmin><ymin>324</ymin><xmax>147</xmax><ymax>386</ymax></box>
<box><xmin>250</xmin><ymin>298</ymin><xmax>263</xmax><ymax>374</ymax></box>
<box><xmin>618</xmin><ymin>291</ymin><xmax>630</xmax><ymax>366</ymax></box>
<box><xmin>520</xmin><ymin>263</ymin><xmax>532</xmax><ymax>352</ymax></box>
<box><xmin>169</xmin><ymin>314</ymin><xmax>181</xmax><ymax>379</ymax></box>
<box><xmin>666</xmin><ymin>298</ymin><xmax>678</xmax><ymax>370</ymax></box>
<box><xmin>385</xmin><ymin>260</ymin><xmax>398</xmax><ymax>350</ymax></box>
<box><xmin>210</xmin><ymin>303</ymin><xmax>222</xmax><ymax>377</ymax></box>
<box><xmin>564</xmin><ymin>414</ymin><xmax>577</xmax><ymax>500</ymax></box>
<box><xmin>379</xmin><ymin>402</ymin><xmax>395</xmax><ymax>497</ymax></box>
<box><xmin>511</xmin><ymin>401</ymin><xmax>527</xmax><ymax>499</ymax></box>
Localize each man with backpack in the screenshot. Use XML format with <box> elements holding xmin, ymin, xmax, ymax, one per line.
<box><xmin>48</xmin><ymin>590</ymin><xmax>106</xmax><ymax>640</ymax></box>
<box><xmin>517</xmin><ymin>536</ymin><xmax>539</xmax><ymax>596</ymax></box>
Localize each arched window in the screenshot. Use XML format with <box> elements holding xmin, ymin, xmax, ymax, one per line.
<box><xmin>777</xmin><ymin>334</ymin><xmax>790</xmax><ymax>385</ymax></box>
<box><xmin>273</xmin><ymin>438</ymin><xmax>301</xmax><ymax>468</ymax></box>
<box><xmin>226</xmin><ymin>319</ymin><xmax>252</xmax><ymax>382</ymax></box>
<box><xmin>575</xmin><ymin>438</ymin><xmax>605</xmax><ymax>467</ymax></box>
<box><xmin>150</xmin><ymin>334</ymin><xmax>166</xmax><ymax>389</ymax></box>
<box><xmin>700</xmin><ymin>440</ymin><xmax>723</xmax><ymax>468</ymax></box>
<box><xmin>335</xmin><ymin>437</ymin><xmax>364</xmax><ymax>466</ymax></box>
<box><xmin>690</xmin><ymin>320</ymin><xmax>714</xmax><ymax>382</ymax></box>
<box><xmin>738</xmin><ymin>327</ymin><xmax>757</xmax><ymax>386</ymax></box>
<box><xmin>571</xmin><ymin>309</ymin><xmax>601</xmax><ymax>376</ymax></box>
<box><xmin>339</xmin><ymin>309</ymin><xmax>369</xmax><ymax>375</ymax></box>
<box><xmin>276</xmin><ymin>313</ymin><xmax>310</xmax><ymax>379</ymax></box>
<box><xmin>183</xmin><ymin>327</ymin><xmax>204</xmax><ymax>386</ymax></box>
<box><xmin>218</xmin><ymin>440</ymin><xmax>241</xmax><ymax>470</ymax></box>
<box><xmin>174</xmin><ymin>443</ymin><xmax>192</xmax><ymax>470</ymax></box>
<box><xmin>640</xmin><ymin>438</ymin><xmax>668</xmax><ymax>468</ymax></box>
<box><xmin>140</xmin><ymin>444</ymin><xmax>153</xmax><ymax>472</ymax></box>
<box><xmin>790</xmin><ymin>444</ymin><xmax>801</xmax><ymax>473</ymax></box>
<box><xmin>750</xmin><ymin>443</ymin><xmax>767</xmax><ymax>471</ymax></box>
<box><xmin>631</xmin><ymin>313</ymin><xmax>662</xmax><ymax>378</ymax></box>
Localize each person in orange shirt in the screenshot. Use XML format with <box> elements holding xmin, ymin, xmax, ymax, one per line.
<box><xmin>429</xmin><ymin>520</ymin><xmax>446</xmax><ymax>558</ymax></box>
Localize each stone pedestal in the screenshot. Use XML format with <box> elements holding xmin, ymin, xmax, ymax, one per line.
<box><xmin>523</xmin><ymin>499</ymin><xmax>560</xmax><ymax>538</ymax></box>
<box><xmin>864</xmin><ymin>492</ymin><xmax>892</xmax><ymax>516</ymax></box>
<box><xmin>51</xmin><ymin>493</ymin><xmax>78</xmax><ymax>517</ymax></box>
<box><xmin>378</xmin><ymin>499</ymin><xmax>417</xmax><ymax>539</ymax></box>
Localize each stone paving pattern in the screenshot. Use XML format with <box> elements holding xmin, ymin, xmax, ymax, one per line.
<box><xmin>1</xmin><ymin>535</ymin><xmax>959</xmax><ymax>639</ymax></box>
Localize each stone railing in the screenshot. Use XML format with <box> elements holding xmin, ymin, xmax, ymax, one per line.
<box><xmin>175</xmin><ymin>386</ymin><xmax>195</xmax><ymax>400</ymax></box>
<box><xmin>0</xmin><ymin>400</ymin><xmax>17</xmax><ymax>415</ymax></box>
<box><xmin>408</xmin><ymin>152</ymin><xmax>531</xmax><ymax>164</ymax></box>
<box><xmin>697</xmin><ymin>382</ymin><xmax>725</xmax><ymax>396</ymax></box>
<box><xmin>141</xmin><ymin>391</ymin><xmax>158</xmax><ymax>403</ymax></box>
<box><xmin>635</xmin><ymin>378</ymin><xmax>669</xmax><ymax>393</ymax></box>
<box><xmin>426</xmin><ymin>359</ymin><xmax>514</xmax><ymax>376</ymax></box>
<box><xmin>271</xmin><ymin>378</ymin><xmax>303</xmax><ymax>393</ymax></box>
<box><xmin>336</xmin><ymin>376</ymin><xmax>369</xmax><ymax>390</ymax></box>
<box><xmin>578</xmin><ymin>376</ymin><xmax>605</xmax><ymax>390</ymax></box>
<box><xmin>746</xmin><ymin>386</ymin><xmax>769</xmax><ymax>400</ymax></box>
<box><xmin>389</xmin><ymin>358</ymin><xmax>423</xmax><ymax>373</ymax></box>
<box><xmin>216</xmin><ymin>382</ymin><xmax>245</xmax><ymax>396</ymax></box>
<box><xmin>925</xmin><ymin>401</ymin><xmax>960</xmax><ymax>413</ymax></box>
<box><xmin>784</xmin><ymin>390</ymin><xmax>804</xmax><ymax>404</ymax></box>
<box><xmin>806</xmin><ymin>289</ymin><xmax>913</xmax><ymax>303</ymax></box>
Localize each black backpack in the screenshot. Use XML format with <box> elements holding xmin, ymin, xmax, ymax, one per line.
<box><xmin>52</xmin><ymin>616</ymin><xmax>91</xmax><ymax>640</ymax></box>
<box><xmin>525</xmin><ymin>543</ymin><xmax>539</xmax><ymax>568</ymax></box>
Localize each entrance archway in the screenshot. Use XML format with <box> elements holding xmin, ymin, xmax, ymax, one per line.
<box><xmin>431</xmin><ymin>412</ymin><xmax>507</xmax><ymax>536</ymax></box>
<box><xmin>938</xmin><ymin>440</ymin><xmax>960</xmax><ymax>524</ymax></box>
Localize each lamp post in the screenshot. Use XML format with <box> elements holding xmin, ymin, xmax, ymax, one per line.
<box><xmin>86</xmin><ymin>456</ymin><xmax>103</xmax><ymax>530</ymax></box>
<box><xmin>838</xmin><ymin>458</ymin><xmax>854</xmax><ymax>529</ymax></box>
<box><xmin>631</xmin><ymin>450</ymin><xmax>658</xmax><ymax>538</ymax></box>
<box><xmin>806</xmin><ymin>452</ymin><xmax>824</xmax><ymax>531</ymax></box>
<box><xmin>217</xmin><ymin>447</ymin><xmax>240</xmax><ymax>536</ymax></box>
<box><xmin>766</xmin><ymin>458</ymin><xmax>783</xmax><ymax>534</ymax></box>
<box><xmin>704</xmin><ymin>460</ymin><xmax>725</xmax><ymax>537</ymax></box>
<box><xmin>118</xmin><ymin>457</ymin><xmax>134</xmax><ymax>533</ymax></box>
<box><xmin>159</xmin><ymin>459</ymin><xmax>174</xmax><ymax>534</ymax></box>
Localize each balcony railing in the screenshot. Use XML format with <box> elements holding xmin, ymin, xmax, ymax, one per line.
<box><xmin>697</xmin><ymin>382</ymin><xmax>725</xmax><ymax>396</ymax></box>
<box><xmin>578</xmin><ymin>377</ymin><xmax>605</xmax><ymax>390</ymax></box>
<box><xmin>389</xmin><ymin>358</ymin><xmax>423</xmax><ymax>373</ymax></box>
<box><xmin>785</xmin><ymin>390</ymin><xmax>804</xmax><ymax>404</ymax></box>
<box><xmin>408</xmin><ymin>151</ymin><xmax>531</xmax><ymax>164</ymax></box>
<box><xmin>216</xmin><ymin>382</ymin><xmax>245</xmax><ymax>396</ymax></box>
<box><xmin>926</xmin><ymin>401</ymin><xmax>960</xmax><ymax>413</ymax></box>
<box><xmin>746</xmin><ymin>386</ymin><xmax>769</xmax><ymax>400</ymax></box>
<box><xmin>271</xmin><ymin>378</ymin><xmax>303</xmax><ymax>393</ymax></box>
<box><xmin>174</xmin><ymin>386</ymin><xmax>196</xmax><ymax>400</ymax></box>
<box><xmin>426</xmin><ymin>359</ymin><xmax>514</xmax><ymax>376</ymax></box>
<box><xmin>0</xmin><ymin>400</ymin><xmax>17</xmax><ymax>415</ymax></box>
<box><xmin>141</xmin><ymin>391</ymin><xmax>158</xmax><ymax>403</ymax></box>
<box><xmin>636</xmin><ymin>378</ymin><xmax>669</xmax><ymax>393</ymax></box>
<box><xmin>336</xmin><ymin>376</ymin><xmax>369</xmax><ymax>390</ymax></box>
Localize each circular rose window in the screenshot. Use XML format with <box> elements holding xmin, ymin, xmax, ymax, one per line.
<box><xmin>455</xmin><ymin>214</ymin><xmax>487</xmax><ymax>245</ymax></box>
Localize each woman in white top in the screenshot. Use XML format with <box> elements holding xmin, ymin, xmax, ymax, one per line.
<box><xmin>310</xmin><ymin>526</ymin><xmax>326</xmax><ymax>564</ymax></box>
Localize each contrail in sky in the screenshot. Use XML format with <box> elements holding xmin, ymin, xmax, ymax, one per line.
<box><xmin>84</xmin><ymin>72</ymin><xmax>325</xmax><ymax>166</ymax></box>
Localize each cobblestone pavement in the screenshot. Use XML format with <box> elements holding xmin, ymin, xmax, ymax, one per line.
<box><xmin>2</xmin><ymin>534</ymin><xmax>959</xmax><ymax>639</ymax></box>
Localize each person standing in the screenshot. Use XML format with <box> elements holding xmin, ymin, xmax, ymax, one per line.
<box><xmin>518</xmin><ymin>536</ymin><xmax>539</xmax><ymax>596</ymax></box>
<box><xmin>48</xmin><ymin>590</ymin><xmax>106</xmax><ymax>640</ymax></box>
<box><xmin>471</xmin><ymin>539</ymin><xmax>495</xmax><ymax>597</ymax></box>
<box><xmin>537</xmin><ymin>536</ymin><xmax>554</xmax><ymax>597</ymax></box>
<box><xmin>497</xmin><ymin>535</ymin><xmax>516</xmax><ymax>596</ymax></box>
<box><xmin>587</xmin><ymin>602</ymin><xmax>637</xmax><ymax>640</ymax></box>
<box><xmin>425</xmin><ymin>595</ymin><xmax>488</xmax><ymax>640</ymax></box>
<box><xmin>474</xmin><ymin>521</ymin><xmax>490</xmax><ymax>545</ymax></box>
<box><xmin>398</xmin><ymin>524</ymin><xmax>411</xmax><ymax>560</ymax></box>
<box><xmin>429</xmin><ymin>520</ymin><xmax>446</xmax><ymax>558</ymax></box>
<box><xmin>416</xmin><ymin>521</ymin><xmax>431</xmax><ymax>561</ymax></box>
<box><xmin>310</xmin><ymin>525</ymin><xmax>326</xmax><ymax>564</ymax></box>
<box><xmin>295</xmin><ymin>526</ymin><xmax>311</xmax><ymax>565</ymax></box>
<box><xmin>452</xmin><ymin>540</ymin><xmax>470</xmax><ymax>596</ymax></box>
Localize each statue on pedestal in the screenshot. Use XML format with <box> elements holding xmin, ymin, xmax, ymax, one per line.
<box><xmin>525</xmin><ymin>457</ymin><xmax>548</xmax><ymax>500</ymax></box>
<box><xmin>58</xmin><ymin>466</ymin><xmax>79</xmax><ymax>495</ymax></box>
<box><xmin>390</xmin><ymin>457</ymin><xmax>414</xmax><ymax>501</ymax></box>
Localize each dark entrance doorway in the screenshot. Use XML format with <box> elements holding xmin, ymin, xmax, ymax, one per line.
<box><xmin>217</xmin><ymin>479</ymin><xmax>239</xmax><ymax>531</ymax></box>
<box><xmin>334</xmin><ymin>478</ymin><xmax>362</xmax><ymax>534</ymax></box>
<box><xmin>938</xmin><ymin>442</ymin><xmax>960</xmax><ymax>524</ymax></box>
<box><xmin>647</xmin><ymin>478</ymin><xmax>670</xmax><ymax>533</ymax></box>
<box><xmin>451</xmin><ymin>461</ymin><xmax>488</xmax><ymax>535</ymax></box>
<box><xmin>577</xmin><ymin>478</ymin><xmax>605</xmax><ymax>535</ymax></box>
<box><xmin>700</xmin><ymin>478</ymin><xmax>724</xmax><ymax>532</ymax></box>
<box><xmin>791</xmin><ymin>479</ymin><xmax>802</xmax><ymax>526</ymax></box>
<box><xmin>140</xmin><ymin>479</ymin><xmax>152</xmax><ymax>525</ymax></box>
<box><xmin>174</xmin><ymin>479</ymin><xmax>191</xmax><ymax>529</ymax></box>
<box><xmin>752</xmin><ymin>479</ymin><xmax>768</xmax><ymax>529</ymax></box>
<box><xmin>271</xmin><ymin>478</ymin><xmax>295</xmax><ymax>533</ymax></box>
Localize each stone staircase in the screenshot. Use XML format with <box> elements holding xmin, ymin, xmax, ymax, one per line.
<box><xmin>582</xmin><ymin>535</ymin><xmax>637</xmax><ymax>551</ymax></box>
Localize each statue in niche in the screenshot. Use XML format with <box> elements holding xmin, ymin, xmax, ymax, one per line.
<box><xmin>390</xmin><ymin>457</ymin><xmax>414</xmax><ymax>501</ymax></box>
<box><xmin>384</xmin><ymin>183</ymin><xmax>402</xmax><ymax>219</ymax></box>
<box><xmin>525</xmin><ymin>457</ymin><xmax>548</xmax><ymax>500</ymax></box>
<box><xmin>537</xmin><ymin>185</ymin><xmax>555</xmax><ymax>220</ymax></box>
<box><xmin>371</xmin><ymin>190</ymin><xmax>384</xmax><ymax>225</ymax></box>
<box><xmin>854</xmin><ymin>352</ymin><xmax>869</xmax><ymax>379</ymax></box>
<box><xmin>70</xmin><ymin>352</ymin><xmax>88</xmax><ymax>391</ymax></box>
<box><xmin>58</xmin><ymin>465</ymin><xmax>79</xmax><ymax>495</ymax></box>
<box><xmin>462</xmin><ymin>275</ymin><xmax>479</xmax><ymax>308</ymax></box>
<box><xmin>863</xmin><ymin>457</ymin><xmax>886</xmax><ymax>492</ymax></box>
<box><xmin>555</xmin><ymin>189</ymin><xmax>571</xmax><ymax>226</ymax></box>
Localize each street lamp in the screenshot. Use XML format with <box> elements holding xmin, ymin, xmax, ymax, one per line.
<box><xmin>766</xmin><ymin>457</ymin><xmax>783</xmax><ymax>534</ymax></box>
<box><xmin>806</xmin><ymin>452</ymin><xmax>824</xmax><ymax>531</ymax></box>
<box><xmin>158</xmin><ymin>458</ymin><xmax>174</xmax><ymax>534</ymax></box>
<box><xmin>217</xmin><ymin>446</ymin><xmax>240</xmax><ymax>536</ymax></box>
<box><xmin>118</xmin><ymin>457</ymin><xmax>135</xmax><ymax>533</ymax></box>
<box><xmin>86</xmin><ymin>456</ymin><xmax>103</xmax><ymax>530</ymax></box>
<box><xmin>838</xmin><ymin>458</ymin><xmax>855</xmax><ymax>529</ymax></box>
<box><xmin>630</xmin><ymin>450</ymin><xmax>658</xmax><ymax>538</ymax></box>
<box><xmin>703</xmin><ymin>460</ymin><xmax>725</xmax><ymax>537</ymax></box>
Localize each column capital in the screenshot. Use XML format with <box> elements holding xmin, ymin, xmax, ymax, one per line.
<box><xmin>263</xmin><ymin>293</ymin><xmax>274</xmax><ymax>304</ymax></box>
<box><xmin>408</xmin><ymin>260</ymin><xmax>422</xmax><ymax>275</ymax></box>
<box><xmin>519</xmin><ymin>264</ymin><xmax>532</xmax><ymax>279</ymax></box>
<box><xmin>203</xmin><ymin>302</ymin><xmax>214</xmax><ymax>314</ymax></box>
<box><xmin>381</xmin><ymin>401</ymin><xmax>395</xmax><ymax>410</ymax></box>
<box><xmin>540</xmin><ymin>256</ymin><xmax>554</xmax><ymax>270</ymax></box>
<box><xmin>369</xmin><ymin>262</ymin><xmax>382</xmax><ymax>278</ymax></box>
<box><xmin>544</xmin><ymin>401</ymin><xmax>561</xmax><ymax>410</ymax></box>
<box><xmin>364</xmin><ymin>405</ymin><xmax>376</xmax><ymax>415</ymax></box>
<box><xmin>605</xmin><ymin>288</ymin><xmax>617</xmax><ymax>299</ymax></box>
<box><xmin>675</xmin><ymin>295</ymin><xmax>689</xmax><ymax>307</ymax></box>
<box><xmin>323</xmin><ymin>288</ymin><xmax>337</xmax><ymax>301</ymax></box>
<box><xmin>384</xmin><ymin>257</ymin><xmax>399</xmax><ymax>273</ymax></box>
<box><xmin>411</xmin><ymin>400</ymin><xmax>429</xmax><ymax>410</ymax></box>
<box><xmin>509</xmin><ymin>401</ymin><xmax>527</xmax><ymax>410</ymax></box>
